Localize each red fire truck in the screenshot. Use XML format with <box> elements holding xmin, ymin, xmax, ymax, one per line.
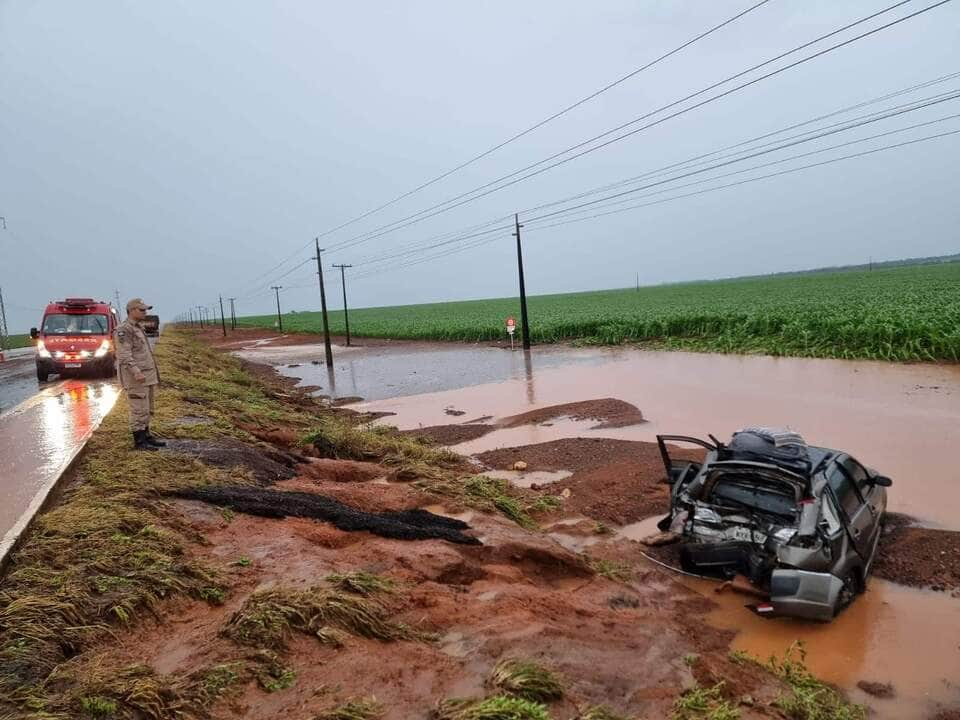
<box><xmin>30</xmin><ymin>298</ymin><xmax>119</xmax><ymax>382</ymax></box>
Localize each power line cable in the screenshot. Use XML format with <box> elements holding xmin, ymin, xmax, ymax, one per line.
<box><xmin>324</xmin><ymin>0</ymin><xmax>949</xmax><ymax>254</ymax></box>
<box><xmin>352</xmin><ymin>91</ymin><xmax>960</xmax><ymax>269</ymax></box>
<box><xmin>347</xmin><ymin>73</ymin><xmax>959</xmax><ymax>268</ymax></box>
<box><xmin>526</xmin><ymin>126</ymin><xmax>960</xmax><ymax>232</ymax></box>
<box><xmin>522</xmin><ymin>90</ymin><xmax>960</xmax><ymax>224</ymax></box>
<box><xmin>349</xmin><ymin>126</ymin><xmax>960</xmax><ymax>280</ymax></box>
<box><xmin>309</xmin><ymin>0</ymin><xmax>776</xmax><ymax>244</ymax></box>
<box><xmin>523</xmin><ymin>109</ymin><xmax>960</xmax><ymax>225</ymax></box>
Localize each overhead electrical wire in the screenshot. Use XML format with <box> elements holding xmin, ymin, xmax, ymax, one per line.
<box><xmin>234</xmin><ymin>0</ymin><xmax>955</xmax><ymax>310</ymax></box>
<box><xmin>348</xmin><ymin>125</ymin><xmax>960</xmax><ymax>280</ymax></box>
<box><xmin>344</xmin><ymin>72</ymin><xmax>959</xmax><ymax>268</ymax></box>
<box><xmin>308</xmin><ymin>0</ymin><xmax>776</xmax><ymax>244</ymax></box>
<box><xmin>349</xmin><ymin>88</ymin><xmax>960</xmax><ymax>270</ymax></box>
<box><xmin>524</xmin><ymin>126</ymin><xmax>960</xmax><ymax>233</ymax></box>
<box><xmin>227</xmin><ymin>0</ymin><xmax>774</xmax><ymax>301</ymax></box>
<box><xmin>323</xmin><ymin>0</ymin><xmax>948</xmax><ymax>255</ymax></box>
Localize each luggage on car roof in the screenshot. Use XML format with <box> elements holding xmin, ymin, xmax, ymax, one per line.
<box><xmin>720</xmin><ymin>427</ymin><xmax>812</xmax><ymax>476</ymax></box>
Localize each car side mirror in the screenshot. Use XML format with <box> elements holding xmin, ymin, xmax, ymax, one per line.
<box><xmin>30</xmin><ymin>327</ymin><xmax>39</xmax><ymax>339</ymax></box>
<box><xmin>871</xmin><ymin>475</ymin><xmax>893</xmax><ymax>487</ymax></box>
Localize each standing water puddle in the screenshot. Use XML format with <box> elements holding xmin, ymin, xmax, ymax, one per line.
<box><xmin>482</xmin><ymin>468</ymin><xmax>573</xmax><ymax>489</ymax></box>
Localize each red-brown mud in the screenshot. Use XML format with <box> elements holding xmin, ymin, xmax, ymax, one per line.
<box><xmin>477</xmin><ymin>438</ymin><xmax>703</xmax><ymax>524</ymax></box>
<box><xmin>104</xmin><ymin>488</ymin><xmax>786</xmax><ymax>720</ymax></box>
<box><xmin>399</xmin><ymin>399</ymin><xmax>647</xmax><ymax>448</ymax></box>
<box><xmin>399</xmin><ymin>423</ymin><xmax>494</xmax><ymax>445</ymax></box>
<box><xmin>497</xmin><ymin>398</ymin><xmax>646</xmax><ymax>430</ymax></box>
<box><xmin>873</xmin><ymin>523</ymin><xmax>960</xmax><ymax>594</ymax></box>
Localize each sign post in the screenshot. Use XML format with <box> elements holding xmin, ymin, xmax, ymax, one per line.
<box><xmin>506</xmin><ymin>316</ymin><xmax>516</xmax><ymax>351</ymax></box>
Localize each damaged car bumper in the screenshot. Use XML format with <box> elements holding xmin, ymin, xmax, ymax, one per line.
<box><xmin>769</xmin><ymin>568</ymin><xmax>845</xmax><ymax>622</ymax></box>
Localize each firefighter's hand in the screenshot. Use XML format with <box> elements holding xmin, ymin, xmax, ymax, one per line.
<box><xmin>134</xmin><ymin>370</ymin><xmax>146</xmax><ymax>383</ymax></box>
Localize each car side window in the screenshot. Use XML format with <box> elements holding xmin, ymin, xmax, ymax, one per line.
<box><xmin>841</xmin><ymin>457</ymin><xmax>871</xmax><ymax>494</ymax></box>
<box><xmin>827</xmin><ymin>465</ymin><xmax>862</xmax><ymax>518</ymax></box>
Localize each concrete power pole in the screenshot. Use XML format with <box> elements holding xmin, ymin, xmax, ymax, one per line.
<box><xmin>314</xmin><ymin>238</ymin><xmax>334</xmax><ymax>367</ymax></box>
<box><xmin>0</xmin><ymin>287</ymin><xmax>9</xmax><ymax>353</ymax></box>
<box><xmin>332</xmin><ymin>263</ymin><xmax>353</xmax><ymax>346</ymax></box>
<box><xmin>512</xmin><ymin>213</ymin><xmax>532</xmax><ymax>351</ymax></box>
<box><xmin>271</xmin><ymin>286</ymin><xmax>283</xmax><ymax>333</ymax></box>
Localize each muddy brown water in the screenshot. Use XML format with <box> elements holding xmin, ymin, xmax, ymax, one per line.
<box><xmin>349</xmin><ymin>349</ymin><xmax>960</xmax><ymax>530</ymax></box>
<box><xmin>253</xmin><ymin>342</ymin><xmax>960</xmax><ymax>718</ymax></box>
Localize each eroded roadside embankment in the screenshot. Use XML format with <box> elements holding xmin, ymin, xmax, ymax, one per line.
<box><xmin>0</xmin><ymin>328</ymin><xmax>872</xmax><ymax>720</ymax></box>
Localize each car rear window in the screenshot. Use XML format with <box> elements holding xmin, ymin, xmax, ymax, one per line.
<box><xmin>709</xmin><ymin>477</ymin><xmax>798</xmax><ymax>519</ymax></box>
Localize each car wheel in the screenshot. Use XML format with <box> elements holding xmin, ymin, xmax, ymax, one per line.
<box><xmin>36</xmin><ymin>365</ymin><xmax>48</xmax><ymax>383</ymax></box>
<box><xmin>833</xmin><ymin>571</ymin><xmax>860</xmax><ymax>617</ymax></box>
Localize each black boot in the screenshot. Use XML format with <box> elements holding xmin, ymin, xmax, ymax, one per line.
<box><xmin>133</xmin><ymin>430</ymin><xmax>158</xmax><ymax>451</ymax></box>
<box><xmin>145</xmin><ymin>427</ymin><xmax>166</xmax><ymax>447</ymax></box>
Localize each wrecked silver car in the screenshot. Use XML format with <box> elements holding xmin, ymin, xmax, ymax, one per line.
<box><xmin>656</xmin><ymin>427</ymin><xmax>892</xmax><ymax>621</ymax></box>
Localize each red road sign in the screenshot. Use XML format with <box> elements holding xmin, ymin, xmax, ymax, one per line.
<box><xmin>506</xmin><ymin>316</ymin><xmax>516</xmax><ymax>328</ymax></box>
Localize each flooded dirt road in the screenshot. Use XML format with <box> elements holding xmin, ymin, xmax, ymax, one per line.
<box><xmin>249</xmin><ymin>340</ymin><xmax>960</xmax><ymax>718</ymax></box>
<box><xmin>352</xmin><ymin>349</ymin><xmax>960</xmax><ymax>530</ymax></box>
<box><xmin>235</xmin><ymin>340</ymin><xmax>612</xmax><ymax>402</ymax></box>
<box><xmin>0</xmin><ymin>379</ymin><xmax>119</xmax><ymax>566</ymax></box>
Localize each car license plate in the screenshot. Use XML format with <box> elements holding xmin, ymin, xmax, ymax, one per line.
<box><xmin>65</xmin><ymin>362</ymin><xmax>82</xmax><ymax>369</ymax></box>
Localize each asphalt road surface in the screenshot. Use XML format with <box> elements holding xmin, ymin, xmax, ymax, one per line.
<box><xmin>0</xmin><ymin>349</ymin><xmax>121</xmax><ymax>565</ymax></box>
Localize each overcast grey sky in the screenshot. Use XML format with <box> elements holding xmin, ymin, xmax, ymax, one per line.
<box><xmin>1</xmin><ymin>0</ymin><xmax>958</xmax><ymax>331</ymax></box>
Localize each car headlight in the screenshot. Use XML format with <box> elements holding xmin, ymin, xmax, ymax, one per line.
<box><xmin>693</xmin><ymin>506</ymin><xmax>721</xmax><ymax>524</ymax></box>
<box><xmin>94</xmin><ymin>339</ymin><xmax>112</xmax><ymax>358</ymax></box>
<box><xmin>773</xmin><ymin>527</ymin><xmax>797</xmax><ymax>544</ymax></box>
<box><xmin>37</xmin><ymin>340</ymin><xmax>52</xmax><ymax>358</ymax></box>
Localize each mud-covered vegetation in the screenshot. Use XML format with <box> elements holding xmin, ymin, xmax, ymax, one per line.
<box><xmin>0</xmin><ymin>329</ymin><xmax>475</xmax><ymax>716</ymax></box>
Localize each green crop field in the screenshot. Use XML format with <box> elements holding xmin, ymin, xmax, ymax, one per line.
<box><xmin>1</xmin><ymin>334</ymin><xmax>32</xmax><ymax>350</ymax></box>
<box><xmin>235</xmin><ymin>262</ymin><xmax>960</xmax><ymax>362</ymax></box>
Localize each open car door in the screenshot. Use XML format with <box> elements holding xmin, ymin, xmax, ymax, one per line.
<box><xmin>656</xmin><ymin>435</ymin><xmax>717</xmax><ymax>487</ymax></box>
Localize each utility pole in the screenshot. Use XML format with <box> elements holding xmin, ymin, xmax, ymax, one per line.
<box><xmin>197</xmin><ymin>305</ymin><xmax>205</xmax><ymax>328</ymax></box>
<box><xmin>314</xmin><ymin>238</ymin><xmax>334</xmax><ymax>367</ymax></box>
<box><xmin>513</xmin><ymin>213</ymin><xmax>531</xmax><ymax>350</ymax></box>
<box><xmin>332</xmin><ymin>263</ymin><xmax>353</xmax><ymax>346</ymax></box>
<box><xmin>271</xmin><ymin>286</ymin><xmax>284</xmax><ymax>332</ymax></box>
<box><xmin>218</xmin><ymin>295</ymin><xmax>227</xmax><ymax>337</ymax></box>
<box><xmin>0</xmin><ymin>287</ymin><xmax>8</xmax><ymax>352</ymax></box>
<box><xmin>228</xmin><ymin>297</ymin><xmax>236</xmax><ymax>330</ymax></box>
<box><xmin>113</xmin><ymin>289</ymin><xmax>121</xmax><ymax>310</ymax></box>
<box><xmin>636</xmin><ymin>273</ymin><xmax>640</xmax><ymax>292</ymax></box>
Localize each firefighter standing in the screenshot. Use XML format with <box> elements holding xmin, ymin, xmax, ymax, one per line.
<box><xmin>115</xmin><ymin>298</ymin><xmax>165</xmax><ymax>450</ymax></box>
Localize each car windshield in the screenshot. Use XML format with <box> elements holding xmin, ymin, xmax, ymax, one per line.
<box><xmin>42</xmin><ymin>313</ymin><xmax>108</xmax><ymax>335</ymax></box>
<box><xmin>708</xmin><ymin>476</ymin><xmax>798</xmax><ymax>519</ymax></box>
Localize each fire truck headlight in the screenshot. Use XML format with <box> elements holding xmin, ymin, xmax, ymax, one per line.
<box><xmin>94</xmin><ymin>339</ymin><xmax>112</xmax><ymax>358</ymax></box>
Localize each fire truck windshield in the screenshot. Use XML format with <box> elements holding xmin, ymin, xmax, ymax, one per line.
<box><xmin>41</xmin><ymin>314</ymin><xmax>109</xmax><ymax>335</ymax></box>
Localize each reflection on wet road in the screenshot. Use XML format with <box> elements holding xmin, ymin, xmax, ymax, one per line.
<box><xmin>0</xmin><ymin>379</ymin><xmax>119</xmax><ymax>564</ymax></box>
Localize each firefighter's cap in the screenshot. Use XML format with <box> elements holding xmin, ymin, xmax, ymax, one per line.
<box><xmin>126</xmin><ymin>298</ymin><xmax>153</xmax><ymax>312</ymax></box>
